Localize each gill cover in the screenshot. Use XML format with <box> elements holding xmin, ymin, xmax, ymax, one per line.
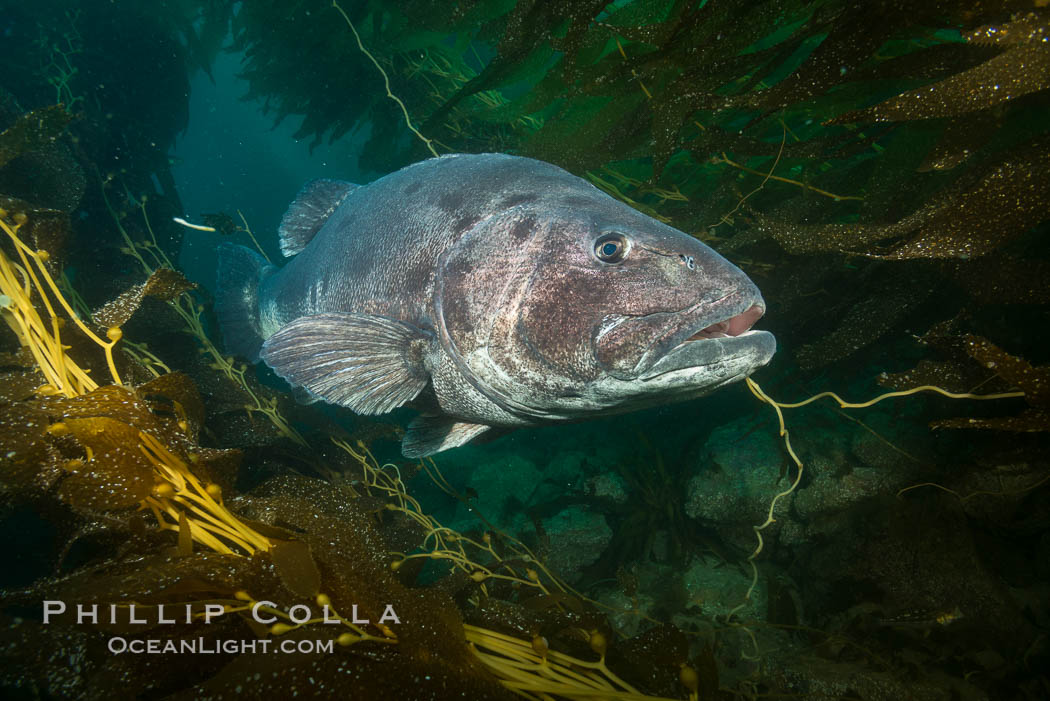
<box><xmin>435</xmin><ymin>208</ymin><xmax>550</xmax><ymax>412</ymax></box>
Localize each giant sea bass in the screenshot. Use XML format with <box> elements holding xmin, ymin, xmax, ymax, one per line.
<box><xmin>216</xmin><ymin>154</ymin><xmax>775</xmax><ymax>457</ymax></box>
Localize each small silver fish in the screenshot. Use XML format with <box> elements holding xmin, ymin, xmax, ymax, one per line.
<box><xmin>216</xmin><ymin>153</ymin><xmax>775</xmax><ymax>457</ymax></box>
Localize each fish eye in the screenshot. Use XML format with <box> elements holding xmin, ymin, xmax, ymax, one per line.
<box><xmin>593</xmin><ymin>232</ymin><xmax>629</xmax><ymax>264</ymax></box>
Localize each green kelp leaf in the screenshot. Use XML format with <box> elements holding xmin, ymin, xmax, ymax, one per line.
<box><xmin>650</xmin><ymin>75</ymin><xmax>699</xmax><ymax>179</ymax></box>
<box><xmin>0</xmin><ymin>401</ymin><xmax>54</xmax><ymax>491</ymax></box>
<box><xmin>950</xmin><ymin>257</ymin><xmax>1050</xmax><ymax>305</ymax></box>
<box><xmin>602</xmin><ymin>0</ymin><xmax>680</xmax><ymax>30</ymax></box>
<box><xmin>933</xmin><ymin>410</ymin><xmax>1050</xmax><ymax>432</ymax></box>
<box><xmin>187</xmin><ymin>1</ymin><xmax>230</xmax><ymax>80</ymax></box>
<box><xmin>525</xmin><ymin>93</ymin><xmax>647</xmax><ymax>171</ymax></box>
<box><xmin>59</xmin><ymin>416</ymin><xmax>154</xmax><ymax>509</ymax></box>
<box><xmin>796</xmin><ymin>276</ymin><xmax>931</xmax><ymax>370</ymax></box>
<box><xmin>962</xmin><ymin>336</ymin><xmax>1050</xmax><ymax>407</ymax></box>
<box><xmin>598</xmin><ymin>0</ymin><xmax>693</xmax><ymax>47</ymax></box>
<box><xmin>744</xmin><ymin>3</ymin><xmax>896</xmax><ymax>111</ymax></box>
<box><xmin>137</xmin><ymin>372</ymin><xmax>205</xmax><ymax>441</ymax></box>
<box><xmin>422</xmin><ymin>0</ymin><xmax>606</xmax><ymax>133</ymax></box>
<box><xmin>829</xmin><ymin>43</ymin><xmax>1050</xmax><ymax>123</ymax></box>
<box><xmin>756</xmin><ymin>135</ymin><xmax>1050</xmax><ymax>259</ymax></box>
<box><xmin>916</xmin><ymin>113</ymin><xmax>998</xmax><ymax>172</ymax></box>
<box><xmin>0</xmin><ymin>105</ymin><xmax>72</xmax><ymax>169</ymax></box>
<box><xmin>93</xmin><ymin>268</ymin><xmax>195</xmax><ymax>329</ymax></box>
<box><xmin>483</xmin><ymin>42</ymin><xmax>556</xmax><ymax>93</ymax></box>
<box><xmin>269</xmin><ymin>539</ymin><xmax>321</xmax><ymax>599</ymax></box>
<box><xmin>874</xmin><ymin>136</ymin><xmax>1050</xmax><ymax>260</ymax></box>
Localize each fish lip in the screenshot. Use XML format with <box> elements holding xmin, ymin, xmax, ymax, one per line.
<box><xmin>639</xmin><ymin>329</ymin><xmax>777</xmax><ymax>381</ymax></box>
<box><xmin>637</xmin><ymin>293</ymin><xmax>775</xmax><ymax>379</ymax></box>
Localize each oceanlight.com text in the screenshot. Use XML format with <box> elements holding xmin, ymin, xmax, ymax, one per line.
<box><xmin>107</xmin><ymin>637</ymin><xmax>335</xmax><ymax>655</ymax></box>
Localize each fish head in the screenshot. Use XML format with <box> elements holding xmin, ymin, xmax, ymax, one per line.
<box><xmin>435</xmin><ymin>201</ymin><xmax>775</xmax><ymax>422</ymax></box>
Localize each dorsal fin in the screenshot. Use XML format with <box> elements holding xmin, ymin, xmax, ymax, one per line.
<box><xmin>278</xmin><ymin>179</ymin><xmax>357</xmax><ymax>257</ymax></box>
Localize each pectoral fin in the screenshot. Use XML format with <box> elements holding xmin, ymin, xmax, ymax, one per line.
<box><xmin>260</xmin><ymin>312</ymin><xmax>432</xmax><ymax>415</ymax></box>
<box><xmin>402</xmin><ymin>414</ymin><xmax>490</xmax><ymax>458</ymax></box>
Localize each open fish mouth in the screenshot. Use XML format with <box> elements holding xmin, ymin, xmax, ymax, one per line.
<box><xmin>683</xmin><ymin>303</ymin><xmax>766</xmax><ymax>340</ymax></box>
<box><xmin>639</xmin><ymin>299</ymin><xmax>776</xmax><ymax>381</ymax></box>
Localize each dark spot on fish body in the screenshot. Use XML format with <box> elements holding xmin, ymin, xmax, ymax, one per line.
<box><xmin>499</xmin><ymin>193</ymin><xmax>538</xmax><ymax>209</ymax></box>
<box><xmin>506</xmin><ymin>216</ymin><xmax>536</xmax><ymax>244</ymax></box>
<box><xmin>403</xmin><ymin>181</ymin><xmax>422</xmax><ymax>196</ymax></box>
<box><xmin>451</xmin><ymin>215</ymin><xmax>480</xmax><ymax>235</ymax></box>
<box><xmin>437</xmin><ymin>190</ymin><xmax>466</xmax><ymax>214</ymax></box>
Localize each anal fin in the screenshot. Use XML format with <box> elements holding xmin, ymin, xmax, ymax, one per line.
<box><xmin>403</xmin><ymin>415</ymin><xmax>490</xmax><ymax>458</ymax></box>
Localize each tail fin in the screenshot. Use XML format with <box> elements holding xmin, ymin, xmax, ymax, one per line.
<box><xmin>215</xmin><ymin>243</ymin><xmax>275</xmax><ymax>362</ymax></box>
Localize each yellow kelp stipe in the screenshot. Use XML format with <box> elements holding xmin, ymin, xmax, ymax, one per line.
<box><xmin>0</xmin><ymin>210</ymin><xmax>123</xmax><ymax>395</ymax></box>
<box><xmin>465</xmin><ymin>624</ymin><xmax>698</xmax><ymax>701</ymax></box>
<box><xmin>139</xmin><ymin>431</ymin><xmax>272</xmax><ymax>556</ymax></box>
<box><xmin>1</xmin><ymin>211</ymin><xmax>275</xmax><ymax>558</ymax></box>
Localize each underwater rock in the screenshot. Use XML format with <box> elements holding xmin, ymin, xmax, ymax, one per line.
<box><xmin>527</xmin><ymin>447</ymin><xmax>592</xmax><ymax>505</ymax></box>
<box><xmin>764</xmin><ymin>653</ymin><xmax>980</xmax><ymax>701</ymax></box>
<box><xmin>586</xmin><ymin>472</ymin><xmax>629</xmax><ymax>504</ymax></box>
<box><xmin>599</xmin><ymin>587</ymin><xmax>658</xmax><ymax>640</ymax></box>
<box><xmin>799</xmin><ymin>500</ymin><xmax>1031</xmax><ymax>650</ymax></box>
<box><xmin>792</xmin><ymin>464</ymin><xmax>903</xmax><ymax>527</ymax></box>
<box><xmin>680</xmin><ymin>558</ymin><xmax>765</xmax><ymax>622</ymax></box>
<box><xmin>790</xmin><ymin>425</ymin><xmax>925</xmax><ymax>534</ymax></box>
<box><xmin>543</xmin><ymin>449</ymin><xmax>591</xmax><ymax>488</ymax></box>
<box><xmin>539</xmin><ymin>506</ymin><xmax>612</xmax><ymax>584</ymax></box>
<box><xmin>684</xmin><ymin>416</ymin><xmax>786</xmax><ymax>532</ymax></box>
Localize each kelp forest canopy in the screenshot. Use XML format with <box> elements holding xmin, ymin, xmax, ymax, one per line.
<box><xmin>1</xmin><ymin>0</ymin><xmax>1050</xmax><ymax>699</ymax></box>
